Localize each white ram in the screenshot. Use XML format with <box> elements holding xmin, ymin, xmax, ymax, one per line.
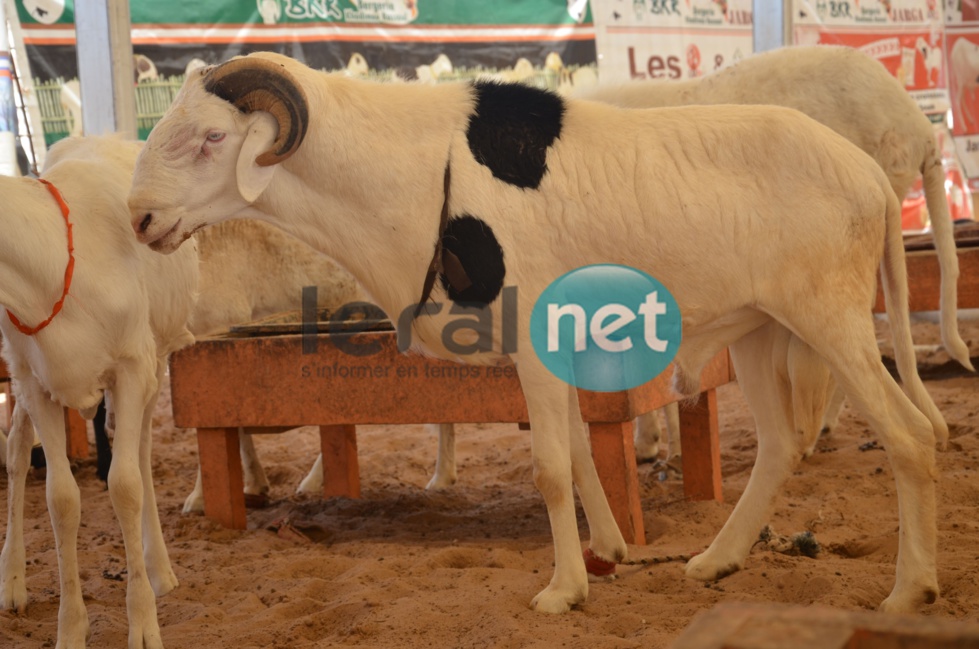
<box><xmin>0</xmin><ymin>135</ymin><xmax>198</xmax><ymax>648</ymax></box>
<box><xmin>578</xmin><ymin>44</ymin><xmax>971</xmax><ymax>462</ymax></box>
<box><xmin>127</xmin><ymin>52</ymin><xmax>944</xmax><ymax>614</ymax></box>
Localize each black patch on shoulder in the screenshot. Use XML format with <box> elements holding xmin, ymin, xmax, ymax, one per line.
<box><xmin>440</xmin><ymin>215</ymin><xmax>506</xmax><ymax>305</ymax></box>
<box><xmin>466</xmin><ymin>80</ymin><xmax>565</xmax><ymax>189</ymax></box>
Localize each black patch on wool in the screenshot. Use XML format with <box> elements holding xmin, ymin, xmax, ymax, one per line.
<box><xmin>466</xmin><ymin>80</ymin><xmax>564</xmax><ymax>189</ymax></box>
<box><xmin>439</xmin><ymin>215</ymin><xmax>506</xmax><ymax>305</ymax></box>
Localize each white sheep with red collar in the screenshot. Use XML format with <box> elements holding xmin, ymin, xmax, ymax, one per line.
<box><xmin>127</xmin><ymin>51</ymin><xmax>944</xmax><ymax>614</ymax></box>
<box><xmin>578</xmin><ymin>44</ymin><xmax>972</xmax><ymax>462</ymax></box>
<box><xmin>0</xmin><ymin>135</ymin><xmax>198</xmax><ymax>648</ymax></box>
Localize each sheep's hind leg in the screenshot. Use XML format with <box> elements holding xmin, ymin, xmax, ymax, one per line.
<box><xmin>108</xmin><ymin>364</ymin><xmax>164</xmax><ymax>649</ymax></box>
<box><xmin>0</xmin><ymin>401</ymin><xmax>33</xmax><ymax>612</ymax></box>
<box><xmin>791</xmin><ymin>312</ymin><xmax>939</xmax><ymax>612</ymax></box>
<box><xmin>686</xmin><ymin>322</ymin><xmax>806</xmax><ymax>581</ymax></box>
<box><xmin>239</xmin><ymin>430</ymin><xmax>270</xmax><ymax>499</ymax></box>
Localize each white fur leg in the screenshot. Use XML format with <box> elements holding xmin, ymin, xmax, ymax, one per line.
<box><xmin>632</xmin><ymin>411</ymin><xmax>662</xmax><ymax>462</ymax></box>
<box><xmin>568</xmin><ymin>385</ymin><xmax>627</xmax><ymax>572</ymax></box>
<box><xmin>238</xmin><ymin>430</ymin><xmax>270</xmax><ymax>496</ymax></box>
<box><xmin>663</xmin><ymin>402</ymin><xmax>681</xmax><ymax>460</ymax></box>
<box><xmin>0</xmin><ymin>402</ymin><xmax>32</xmax><ymax>612</ymax></box>
<box><xmin>686</xmin><ymin>323</ymin><xmax>804</xmax><ymax>581</ymax></box>
<box><xmin>30</xmin><ymin>387</ymin><xmax>90</xmax><ymax>646</ymax></box>
<box><xmin>182</xmin><ymin>466</ymin><xmax>205</xmax><ymax>514</ymax></box>
<box><xmin>296</xmin><ymin>453</ymin><xmax>324</xmax><ymax>495</ymax></box>
<box><xmin>107</xmin><ymin>368</ymin><xmax>164</xmax><ymax>649</ymax></box>
<box><xmin>517</xmin><ymin>354</ymin><xmax>588</xmax><ymax>614</ymax></box>
<box><xmin>141</xmin><ymin>366</ymin><xmax>178</xmax><ymax>599</ymax></box>
<box><xmin>425</xmin><ymin>423</ymin><xmax>457</xmax><ymax>490</ymax></box>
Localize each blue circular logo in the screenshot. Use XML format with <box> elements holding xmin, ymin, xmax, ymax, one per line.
<box><xmin>529</xmin><ymin>265</ymin><xmax>682</xmax><ymax>392</ymax></box>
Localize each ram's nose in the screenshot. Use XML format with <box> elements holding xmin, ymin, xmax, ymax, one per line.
<box><xmin>134</xmin><ymin>212</ymin><xmax>154</xmax><ymax>236</ymax></box>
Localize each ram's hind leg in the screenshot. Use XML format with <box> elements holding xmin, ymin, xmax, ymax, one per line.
<box><xmin>686</xmin><ymin>322</ymin><xmax>806</xmax><ymax>581</ymax></box>
<box><xmin>790</xmin><ymin>312</ymin><xmax>938</xmax><ymax>612</ymax></box>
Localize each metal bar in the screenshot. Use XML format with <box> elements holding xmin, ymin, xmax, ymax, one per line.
<box><xmin>75</xmin><ymin>0</ymin><xmax>136</xmax><ymax>137</ymax></box>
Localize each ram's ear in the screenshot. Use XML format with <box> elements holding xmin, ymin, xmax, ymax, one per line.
<box><xmin>236</xmin><ymin>113</ymin><xmax>278</xmax><ymax>203</ymax></box>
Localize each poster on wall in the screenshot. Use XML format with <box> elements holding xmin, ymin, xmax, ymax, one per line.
<box><xmin>792</xmin><ymin>0</ymin><xmax>947</xmax><ymax>114</ymax></box>
<box><xmin>945</xmin><ymin>4</ymin><xmax>979</xmax><ymax>191</ymax></box>
<box><xmin>792</xmin><ymin>0</ymin><xmax>973</xmax><ymax>227</ymax></box>
<box><xmin>16</xmin><ymin>0</ymin><xmax>598</xmax><ymax>142</ymax></box>
<box><xmin>592</xmin><ymin>0</ymin><xmax>754</xmax><ymax>85</ymax></box>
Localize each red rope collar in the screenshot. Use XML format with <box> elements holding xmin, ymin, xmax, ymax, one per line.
<box><xmin>5</xmin><ymin>178</ymin><xmax>75</xmax><ymax>336</ymax></box>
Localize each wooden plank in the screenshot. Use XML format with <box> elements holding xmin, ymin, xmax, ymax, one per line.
<box><xmin>589</xmin><ymin>421</ymin><xmax>644</xmax><ymax>544</ymax></box>
<box><xmin>64</xmin><ymin>408</ymin><xmax>88</xmax><ymax>460</ymax></box>
<box><xmin>320</xmin><ymin>425</ymin><xmax>360</xmax><ymax>499</ymax></box>
<box><xmin>670</xmin><ymin>602</ymin><xmax>979</xmax><ymax>649</ymax></box>
<box><xmin>198</xmin><ymin>427</ymin><xmax>246</xmax><ymax>530</ymax></box>
<box><xmin>678</xmin><ymin>389</ymin><xmax>722</xmax><ymax>502</ymax></box>
<box><xmin>873</xmin><ymin>246</ymin><xmax>979</xmax><ymax>312</ymax></box>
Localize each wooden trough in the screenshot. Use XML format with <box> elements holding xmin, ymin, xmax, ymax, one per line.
<box><xmin>169</xmin><ymin>309</ymin><xmax>735</xmax><ymax>545</ymax></box>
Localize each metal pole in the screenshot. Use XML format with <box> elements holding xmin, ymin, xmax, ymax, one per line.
<box><xmin>753</xmin><ymin>0</ymin><xmax>791</xmax><ymax>53</ymax></box>
<box><xmin>75</xmin><ymin>0</ymin><xmax>136</xmax><ymax>138</ymax></box>
<box><xmin>0</xmin><ymin>0</ymin><xmax>19</xmax><ymax>175</ymax></box>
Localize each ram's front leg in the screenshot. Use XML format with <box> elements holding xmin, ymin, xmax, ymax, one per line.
<box><xmin>0</xmin><ymin>401</ymin><xmax>33</xmax><ymax>612</ymax></box>
<box><xmin>516</xmin><ymin>353</ymin><xmax>588</xmax><ymax>613</ymax></box>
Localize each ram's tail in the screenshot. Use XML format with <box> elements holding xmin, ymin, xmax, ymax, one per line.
<box><xmin>881</xmin><ymin>186</ymin><xmax>950</xmax><ymax>448</ymax></box>
<box><xmin>921</xmin><ymin>157</ymin><xmax>974</xmax><ymax>371</ymax></box>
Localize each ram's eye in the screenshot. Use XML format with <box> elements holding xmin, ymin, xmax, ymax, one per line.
<box><xmin>205</xmin><ymin>132</ymin><xmax>225</xmax><ymax>143</ymax></box>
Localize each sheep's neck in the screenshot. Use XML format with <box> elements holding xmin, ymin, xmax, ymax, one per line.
<box><xmin>4</xmin><ymin>179</ymin><xmax>75</xmax><ymax>335</ymax></box>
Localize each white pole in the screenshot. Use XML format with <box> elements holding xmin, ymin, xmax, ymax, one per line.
<box><xmin>75</xmin><ymin>0</ymin><xmax>136</xmax><ymax>138</ymax></box>
<box><xmin>0</xmin><ymin>0</ymin><xmax>19</xmax><ymax>175</ymax></box>
<box><xmin>753</xmin><ymin>0</ymin><xmax>792</xmax><ymax>53</ymax></box>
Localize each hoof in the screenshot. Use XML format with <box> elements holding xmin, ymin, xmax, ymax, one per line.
<box><xmin>685</xmin><ymin>552</ymin><xmax>741</xmax><ymax>581</ymax></box>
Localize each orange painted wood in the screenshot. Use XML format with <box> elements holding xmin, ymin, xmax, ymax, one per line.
<box><xmin>198</xmin><ymin>427</ymin><xmax>246</xmax><ymax>530</ymax></box>
<box><xmin>589</xmin><ymin>421</ymin><xmax>645</xmax><ymax>544</ymax></box>
<box><xmin>64</xmin><ymin>408</ymin><xmax>89</xmax><ymax>459</ymax></box>
<box><xmin>873</xmin><ymin>246</ymin><xmax>979</xmax><ymax>313</ymax></box>
<box><xmin>678</xmin><ymin>389</ymin><xmax>722</xmax><ymax>502</ymax></box>
<box><xmin>170</xmin><ymin>331</ymin><xmax>734</xmax><ymax>536</ymax></box>
<box><xmin>670</xmin><ymin>602</ymin><xmax>979</xmax><ymax>649</ymax></box>
<box><xmin>320</xmin><ymin>425</ymin><xmax>360</xmax><ymax>499</ymax></box>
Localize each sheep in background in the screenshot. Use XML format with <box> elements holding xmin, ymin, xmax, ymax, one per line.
<box><xmin>181</xmin><ymin>219</ymin><xmax>362</xmax><ymax>512</ymax></box>
<box><xmin>578</xmin><ymin>44</ymin><xmax>972</xmax><ymax>462</ymax></box>
<box><xmin>0</xmin><ymin>135</ymin><xmax>198</xmax><ymax>648</ymax></box>
<box><xmin>128</xmin><ymin>52</ymin><xmax>945</xmax><ymax>614</ymax></box>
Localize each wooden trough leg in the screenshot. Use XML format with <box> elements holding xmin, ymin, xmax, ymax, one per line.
<box><xmin>589</xmin><ymin>421</ymin><xmax>645</xmax><ymax>545</ymax></box>
<box><xmin>320</xmin><ymin>424</ymin><xmax>360</xmax><ymax>499</ymax></box>
<box><xmin>64</xmin><ymin>408</ymin><xmax>89</xmax><ymax>460</ymax></box>
<box><xmin>198</xmin><ymin>427</ymin><xmax>246</xmax><ymax>529</ymax></box>
<box><xmin>679</xmin><ymin>389</ymin><xmax>722</xmax><ymax>502</ymax></box>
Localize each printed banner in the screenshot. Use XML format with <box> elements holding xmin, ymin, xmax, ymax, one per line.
<box><xmin>592</xmin><ymin>0</ymin><xmax>754</xmax><ymax>84</ymax></box>
<box><xmin>946</xmin><ymin>7</ymin><xmax>979</xmax><ymax>190</ymax></box>
<box><xmin>15</xmin><ymin>0</ymin><xmax>599</xmax><ymax>143</ymax></box>
<box><xmin>18</xmin><ymin>0</ymin><xmax>597</xmax><ymax>81</ymax></box>
<box><xmin>793</xmin><ymin>0</ymin><xmax>947</xmax><ymax>114</ymax></box>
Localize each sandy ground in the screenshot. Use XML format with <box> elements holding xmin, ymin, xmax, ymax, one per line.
<box><xmin>2</xmin><ymin>318</ymin><xmax>979</xmax><ymax>648</ymax></box>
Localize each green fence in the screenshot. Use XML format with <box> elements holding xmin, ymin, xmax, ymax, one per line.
<box><xmin>33</xmin><ymin>64</ymin><xmax>592</xmax><ymax>146</ymax></box>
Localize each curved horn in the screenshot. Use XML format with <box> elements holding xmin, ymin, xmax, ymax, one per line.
<box><xmin>204</xmin><ymin>57</ymin><xmax>308</xmax><ymax>166</ymax></box>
